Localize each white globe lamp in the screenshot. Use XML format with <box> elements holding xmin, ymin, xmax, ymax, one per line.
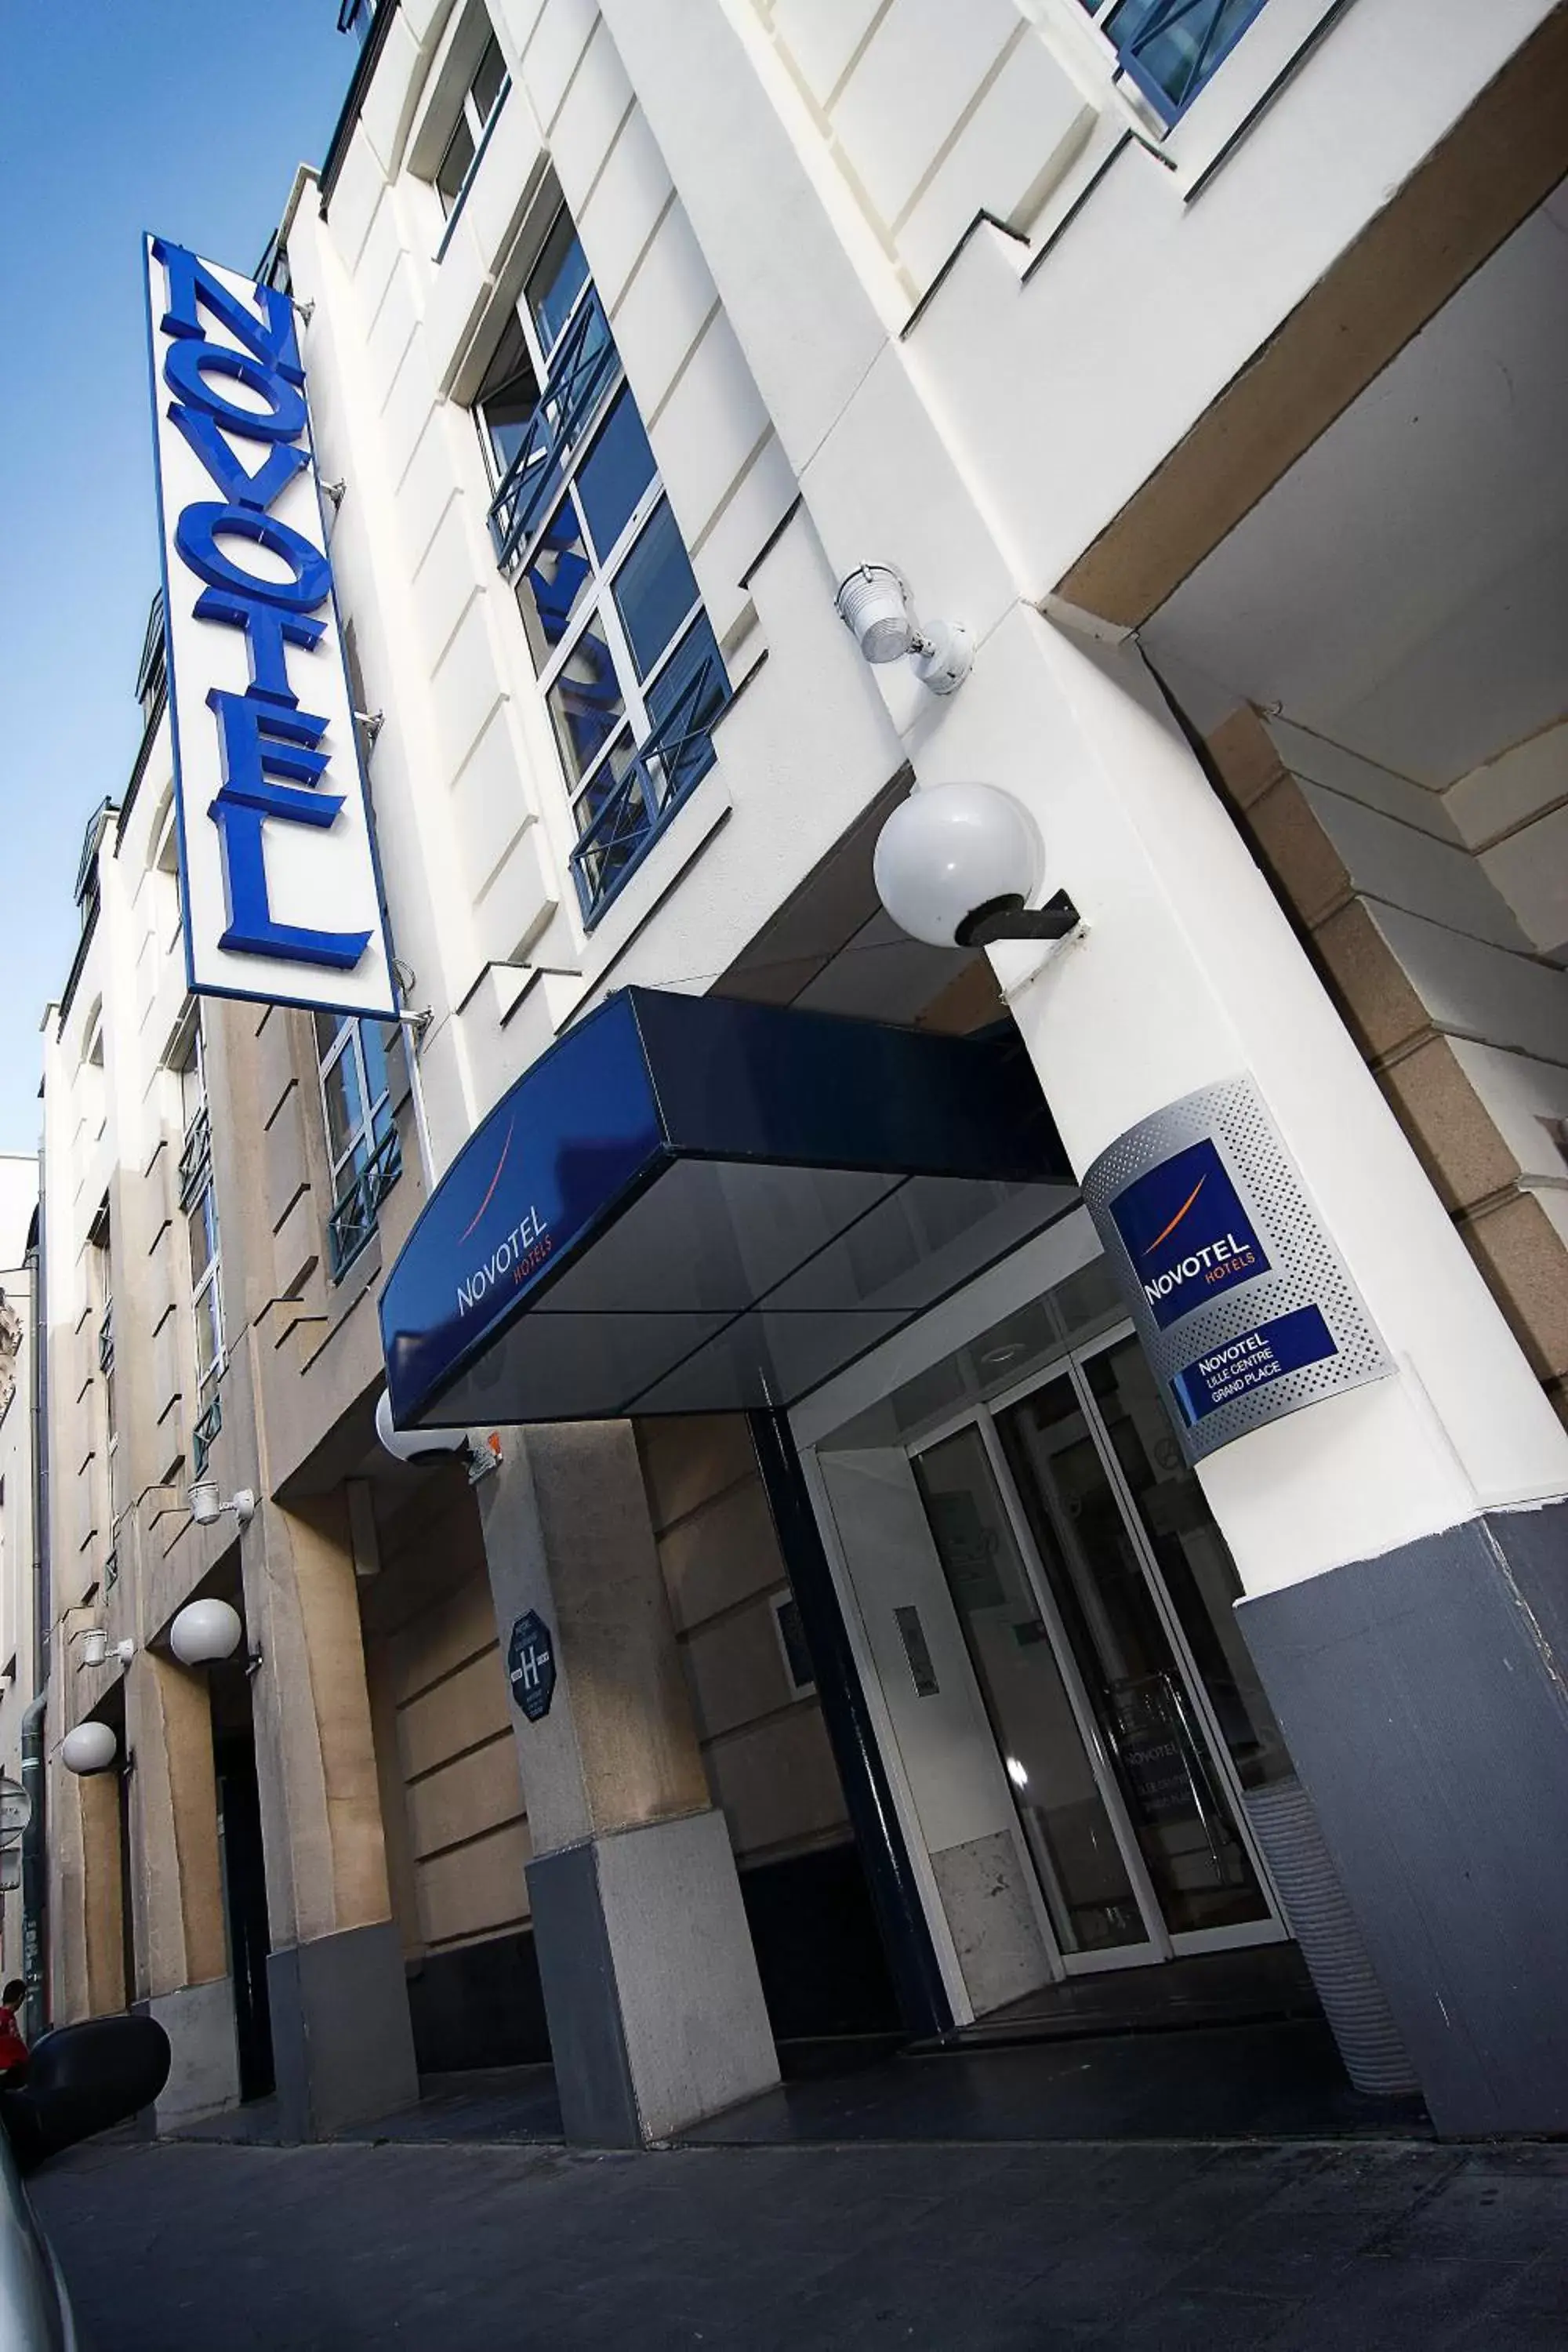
<box><xmin>873</xmin><ymin>782</ymin><xmax>1080</xmax><ymax>949</ymax></box>
<box><xmin>60</xmin><ymin>1722</ymin><xmax>118</xmax><ymax>1776</ymax></box>
<box><xmin>169</xmin><ymin>1598</ymin><xmax>245</xmax><ymax>1668</ymax></box>
<box><xmin>375</xmin><ymin>1390</ymin><xmax>469</xmax><ymax>1466</ymax></box>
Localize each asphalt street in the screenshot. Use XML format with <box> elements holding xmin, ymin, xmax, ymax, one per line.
<box><xmin>31</xmin><ymin>2132</ymin><xmax>1568</xmax><ymax>2349</ymax></box>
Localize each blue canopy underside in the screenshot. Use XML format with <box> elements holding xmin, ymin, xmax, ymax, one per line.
<box><xmin>380</xmin><ymin>988</ymin><xmax>1075</xmax><ymax>1426</ymax></box>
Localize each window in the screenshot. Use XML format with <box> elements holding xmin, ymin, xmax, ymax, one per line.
<box><xmin>476</xmin><ymin>206</ymin><xmax>729</xmax><ymax>923</ymax></box>
<box><xmin>435</xmin><ymin>29</ymin><xmax>508</xmax><ymax>217</ymax></box>
<box><xmin>1077</xmin><ymin>0</ymin><xmax>1269</xmax><ymax>119</ymax></box>
<box><xmin>316</xmin><ymin>1014</ymin><xmax>401</xmax><ymax>1279</ymax></box>
<box><xmin>177</xmin><ymin>1022</ymin><xmax>224</xmax><ymax>1398</ymax></box>
<box><xmin>338</xmin><ymin>0</ymin><xmax>376</xmax><ymax>40</ymax></box>
<box><xmin>86</xmin><ymin>1198</ymin><xmax>118</xmax><ymax>1512</ymax></box>
<box><xmin>136</xmin><ymin>591</ymin><xmax>166</xmax><ymax>729</ymax></box>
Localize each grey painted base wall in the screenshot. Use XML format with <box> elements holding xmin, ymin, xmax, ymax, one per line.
<box><xmin>146</xmin><ymin>1976</ymin><xmax>241</xmax><ymax>2130</ymax></box>
<box><xmin>267</xmin><ymin>1920</ymin><xmax>419</xmax><ymax>2142</ymax></box>
<box><xmin>1237</xmin><ymin>1497</ymin><xmax>1568</xmax><ymax>2136</ymax></box>
<box><xmin>529</xmin><ymin>1808</ymin><xmax>780</xmax><ymax>2147</ymax></box>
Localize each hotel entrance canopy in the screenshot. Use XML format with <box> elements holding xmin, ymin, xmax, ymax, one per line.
<box><xmin>380</xmin><ymin>988</ymin><xmax>1075</xmax><ymax>1428</ymax></box>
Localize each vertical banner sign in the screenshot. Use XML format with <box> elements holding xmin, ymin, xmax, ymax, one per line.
<box><xmin>1082</xmin><ymin>1076</ymin><xmax>1392</xmax><ymax>1463</ymax></box>
<box><xmin>144</xmin><ymin>237</ymin><xmax>396</xmax><ymax>1018</ymax></box>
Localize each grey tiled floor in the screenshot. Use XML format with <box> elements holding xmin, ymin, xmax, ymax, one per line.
<box><xmin>33</xmin><ymin>2133</ymin><xmax>1568</xmax><ymax>2349</ymax></box>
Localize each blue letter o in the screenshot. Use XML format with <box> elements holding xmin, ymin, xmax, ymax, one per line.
<box><xmin>164</xmin><ymin>339</ymin><xmax>307</xmax><ymax>444</ymax></box>
<box><xmin>175</xmin><ymin>503</ymin><xmax>331</xmax><ymax>612</ymax></box>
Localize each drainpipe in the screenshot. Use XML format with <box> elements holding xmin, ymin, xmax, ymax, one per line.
<box><xmin>23</xmin><ymin>1156</ymin><xmax>47</xmax><ymax>2034</ymax></box>
<box><xmin>19</xmin><ymin>1697</ymin><xmax>45</xmax><ymax>2044</ymax></box>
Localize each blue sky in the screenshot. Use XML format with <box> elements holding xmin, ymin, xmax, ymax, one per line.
<box><xmin>0</xmin><ymin>2</ymin><xmax>356</xmax><ymax>1149</ymax></box>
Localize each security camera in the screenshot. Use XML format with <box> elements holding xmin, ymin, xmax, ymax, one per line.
<box><xmin>834</xmin><ymin>565</ymin><xmax>972</xmax><ymax>697</ymax></box>
<box><xmin>873</xmin><ymin>782</ymin><xmax>1083</xmax><ymax>950</ymax></box>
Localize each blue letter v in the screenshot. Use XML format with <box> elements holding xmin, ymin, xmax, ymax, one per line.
<box><xmin>169</xmin><ymin>403</ymin><xmax>310</xmax><ymax>513</ymax></box>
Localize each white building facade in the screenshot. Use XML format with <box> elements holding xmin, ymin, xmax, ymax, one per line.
<box><xmin>0</xmin><ymin>1156</ymin><xmax>40</xmax><ymax>2004</ymax></box>
<box><xmin>42</xmin><ymin>0</ymin><xmax>1568</xmax><ymax>2143</ymax></box>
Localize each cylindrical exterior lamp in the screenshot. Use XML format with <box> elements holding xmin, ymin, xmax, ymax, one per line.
<box><xmin>60</xmin><ymin>1722</ymin><xmax>118</xmax><ymax>1776</ymax></box>
<box><xmin>169</xmin><ymin>1599</ymin><xmax>245</xmax><ymax>1667</ymax></box>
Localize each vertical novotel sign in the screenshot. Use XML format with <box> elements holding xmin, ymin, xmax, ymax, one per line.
<box><xmin>144</xmin><ymin>237</ymin><xmax>396</xmax><ymax>1018</ymax></box>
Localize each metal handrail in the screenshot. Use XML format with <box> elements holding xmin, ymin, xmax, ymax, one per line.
<box><xmin>178</xmin><ymin>1105</ymin><xmax>212</xmax><ymax>1208</ymax></box>
<box><xmin>1112</xmin><ymin>0</ymin><xmax>1269</xmax><ymax>118</ymax></box>
<box><xmin>568</xmin><ymin>646</ymin><xmax>728</xmax><ymax>922</ymax></box>
<box><xmin>487</xmin><ymin>289</ymin><xmax>619</xmax><ymax>576</ymax></box>
<box><xmin>191</xmin><ymin>1392</ymin><xmax>222</xmax><ymax>1479</ymax></box>
<box><xmin>327</xmin><ymin>1124</ymin><xmax>404</xmax><ymax>1281</ymax></box>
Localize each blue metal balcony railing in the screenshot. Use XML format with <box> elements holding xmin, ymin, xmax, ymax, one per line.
<box><xmin>178</xmin><ymin>1105</ymin><xmax>212</xmax><ymax>1208</ymax></box>
<box><xmin>487</xmin><ymin>290</ymin><xmax>619</xmax><ymax>576</ymax></box>
<box><xmin>1103</xmin><ymin>0</ymin><xmax>1270</xmax><ymax>120</ymax></box>
<box><xmin>191</xmin><ymin>1392</ymin><xmax>222</xmax><ymax>1479</ymax></box>
<box><xmin>327</xmin><ymin>1124</ymin><xmax>404</xmax><ymax>1281</ymax></box>
<box><xmin>569</xmin><ymin>647</ymin><xmax>728</xmax><ymax>924</ymax></box>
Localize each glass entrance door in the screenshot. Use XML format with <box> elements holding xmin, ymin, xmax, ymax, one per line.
<box><xmin>910</xmin><ymin>1325</ymin><xmax>1288</xmax><ymax>1967</ymax></box>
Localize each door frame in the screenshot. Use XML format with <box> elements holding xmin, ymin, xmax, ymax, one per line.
<box><xmin>790</xmin><ymin>1214</ymin><xmax>1286</xmax><ymax>2018</ymax></box>
<box><xmin>915</xmin><ymin>1344</ymin><xmax>1287</xmax><ymax>1958</ymax></box>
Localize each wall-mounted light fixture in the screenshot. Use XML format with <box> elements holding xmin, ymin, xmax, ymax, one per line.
<box><xmin>834</xmin><ymin>565</ymin><xmax>971</xmax><ymax>697</ymax></box>
<box><xmin>60</xmin><ymin>1722</ymin><xmax>118</xmax><ymax>1777</ymax></box>
<box><xmin>187</xmin><ymin>1482</ymin><xmax>256</xmax><ymax>1530</ymax></box>
<box><xmin>74</xmin><ymin>1628</ymin><xmax>136</xmax><ymax>1672</ymax></box>
<box><xmin>169</xmin><ymin>1598</ymin><xmax>262</xmax><ymax>1679</ymax></box>
<box><xmin>374</xmin><ymin>1391</ymin><xmax>500</xmax><ymax>1484</ymax></box>
<box><xmin>873</xmin><ymin>781</ymin><xmax>1083</xmax><ymax>950</ymax></box>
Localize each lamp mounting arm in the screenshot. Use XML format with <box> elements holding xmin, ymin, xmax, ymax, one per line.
<box><xmin>954</xmin><ymin>889</ymin><xmax>1083</xmax><ymax>949</ymax></box>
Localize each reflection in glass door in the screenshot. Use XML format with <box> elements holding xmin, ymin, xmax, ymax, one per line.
<box><xmin>913</xmin><ymin>1429</ymin><xmax>1151</xmax><ymax>1962</ymax></box>
<box><xmin>996</xmin><ymin>1361</ymin><xmax>1271</xmax><ymax>1942</ymax></box>
<box><xmin>911</xmin><ymin>1323</ymin><xmax>1290</xmax><ymax>1967</ymax></box>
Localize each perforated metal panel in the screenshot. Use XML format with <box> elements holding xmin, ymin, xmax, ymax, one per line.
<box><xmin>1082</xmin><ymin>1077</ymin><xmax>1392</xmax><ymax>1462</ymax></box>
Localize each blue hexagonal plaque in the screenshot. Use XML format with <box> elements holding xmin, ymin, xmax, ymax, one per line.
<box><xmin>506</xmin><ymin>1611</ymin><xmax>556</xmax><ymax>1723</ymax></box>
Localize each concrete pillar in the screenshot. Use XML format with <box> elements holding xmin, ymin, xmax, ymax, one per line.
<box><xmin>935</xmin><ymin>611</ymin><xmax>1568</xmax><ymax>2132</ymax></box>
<box><xmin>243</xmin><ymin>1492</ymin><xmax>416</xmax><ymax>2139</ymax></box>
<box><xmin>76</xmin><ymin>1766</ymin><xmax>126</xmax><ymax>2019</ymax></box>
<box><xmin>477</xmin><ymin>1424</ymin><xmax>779</xmax><ymax>2145</ymax></box>
<box><xmin>126</xmin><ymin>1653</ymin><xmax>240</xmax><ymax>2129</ymax></box>
<box><xmin>46</xmin><ymin>1755</ymin><xmax>121</xmax><ymax>2026</ymax></box>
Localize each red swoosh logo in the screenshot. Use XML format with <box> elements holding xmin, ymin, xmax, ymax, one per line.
<box><xmin>459</xmin><ymin>1118</ymin><xmax>514</xmax><ymax>1243</ymax></box>
<box><xmin>1143</xmin><ymin>1175</ymin><xmax>1206</xmax><ymax>1258</ymax></box>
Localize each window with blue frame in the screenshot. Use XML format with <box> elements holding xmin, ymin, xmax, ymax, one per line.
<box><xmin>476</xmin><ymin>204</ymin><xmax>728</xmax><ymax>923</ymax></box>
<box><xmin>1077</xmin><ymin>0</ymin><xmax>1269</xmax><ymax>120</ymax></box>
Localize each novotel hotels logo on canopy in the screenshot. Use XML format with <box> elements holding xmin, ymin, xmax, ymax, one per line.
<box><xmin>143</xmin><ymin>238</ymin><xmax>395</xmax><ymax>1018</ymax></box>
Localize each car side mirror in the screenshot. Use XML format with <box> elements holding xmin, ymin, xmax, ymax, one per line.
<box><xmin>0</xmin><ymin>2016</ymin><xmax>171</xmax><ymax>2174</ymax></box>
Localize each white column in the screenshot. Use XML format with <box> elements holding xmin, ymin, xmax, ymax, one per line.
<box><xmin>926</xmin><ymin>608</ymin><xmax>1568</xmax><ymax>1595</ymax></box>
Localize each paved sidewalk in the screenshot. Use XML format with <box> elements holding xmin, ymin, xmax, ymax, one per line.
<box><xmin>32</xmin><ymin>2132</ymin><xmax>1568</xmax><ymax>2348</ymax></box>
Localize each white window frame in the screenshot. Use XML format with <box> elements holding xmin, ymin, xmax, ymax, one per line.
<box><xmin>317</xmin><ymin>1016</ymin><xmax>392</xmax><ymax>1196</ymax></box>
<box><xmin>315</xmin><ymin>1014</ymin><xmax>397</xmax><ymax>1266</ymax></box>
<box><xmin>475</xmin><ymin>207</ymin><xmax>724</xmax><ymax>897</ymax></box>
<box><xmin>177</xmin><ymin>1018</ymin><xmax>226</xmax><ymax>1399</ymax></box>
<box><xmin>434</xmin><ymin>25</ymin><xmax>508</xmax><ymax>219</ymax></box>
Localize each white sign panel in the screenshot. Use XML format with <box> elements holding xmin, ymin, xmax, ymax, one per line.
<box><xmin>144</xmin><ymin>235</ymin><xmax>396</xmax><ymax>1019</ymax></box>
